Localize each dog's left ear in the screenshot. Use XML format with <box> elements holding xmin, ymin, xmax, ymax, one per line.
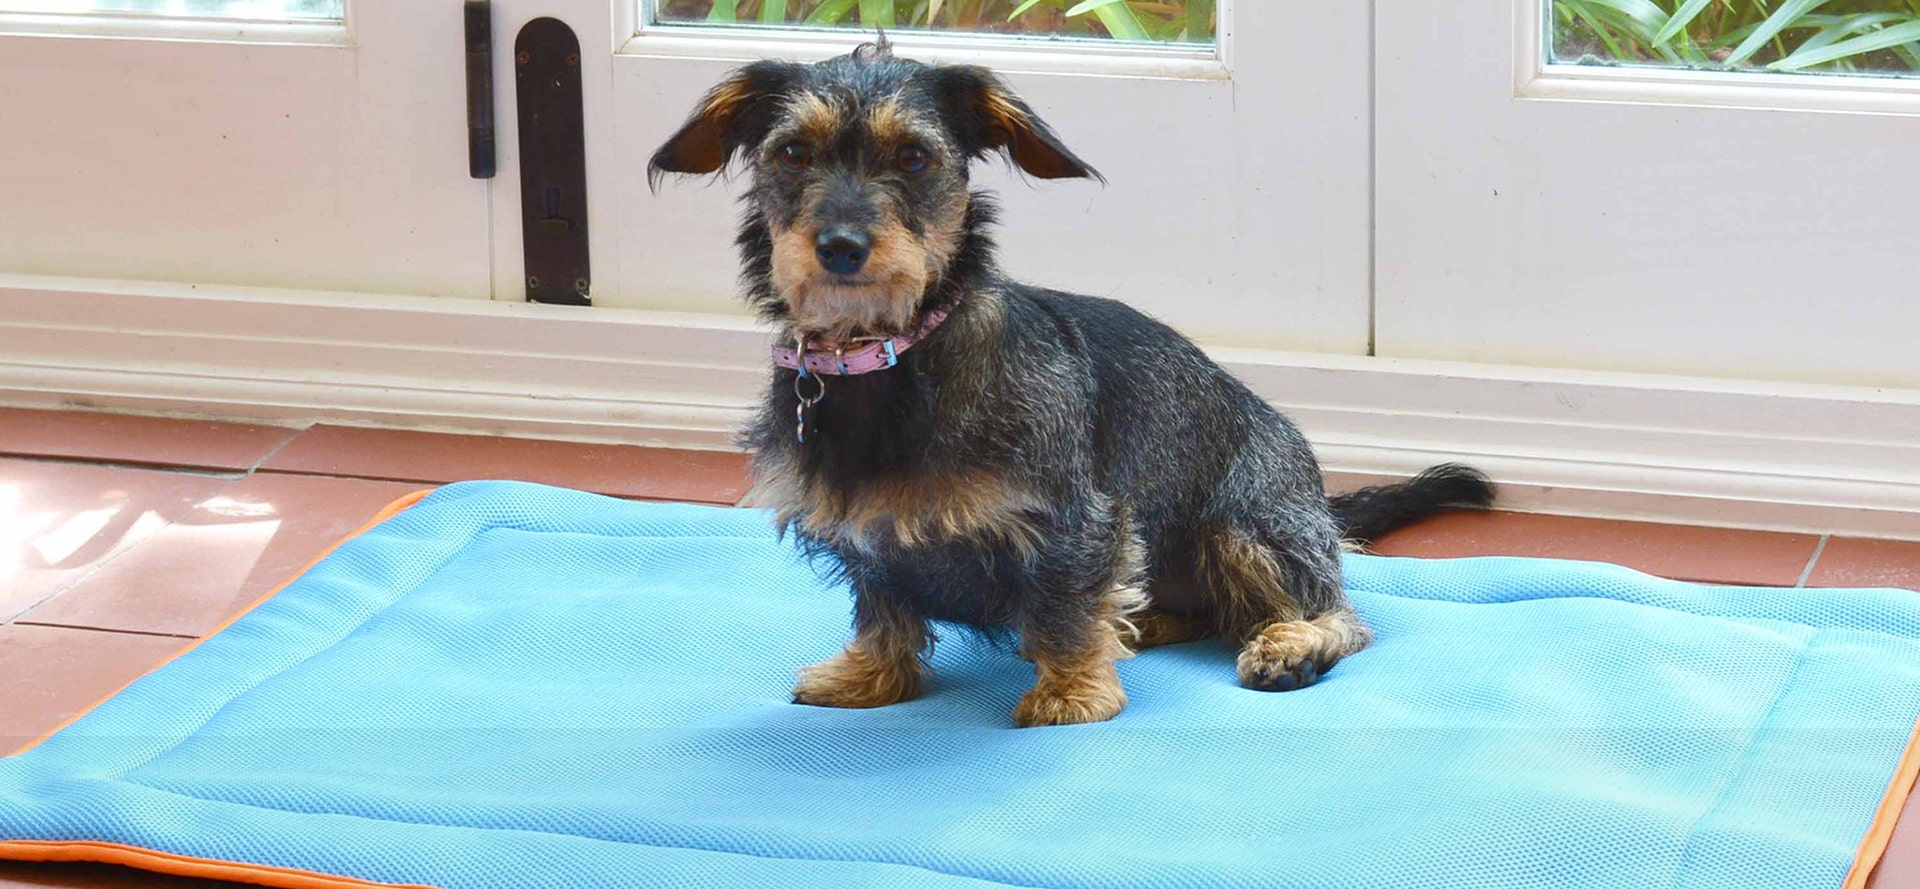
<box><xmin>648</xmin><ymin>61</ymin><xmax>804</xmax><ymax>189</ymax></box>
<box><xmin>933</xmin><ymin>66</ymin><xmax>1103</xmax><ymax>183</ymax></box>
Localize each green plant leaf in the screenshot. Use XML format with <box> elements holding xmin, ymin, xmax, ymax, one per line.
<box><xmin>1653</xmin><ymin>0</ymin><xmax>1715</xmax><ymax>46</ymax></box>
<box><xmin>1065</xmin><ymin>0</ymin><xmax>1151</xmax><ymax>40</ymax></box>
<box><xmin>1704</xmin><ymin>19</ymin><xmax>1765</xmax><ymax>51</ymax></box>
<box><xmin>1582</xmin><ymin>2</ymin><xmax>1679</xmax><ymax>60</ymax></box>
<box><xmin>926</xmin><ymin>0</ymin><xmax>945</xmax><ymax>27</ymax></box>
<box><xmin>1725</xmin><ymin>0</ymin><xmax>1830</xmax><ymax>66</ymax></box>
<box><xmin>707</xmin><ymin>0</ymin><xmax>739</xmax><ymax>22</ymax></box>
<box><xmin>1708</xmin><ymin>15</ymin><xmax>1857</xmax><ymax>49</ymax></box>
<box><xmin>804</xmin><ymin>0</ymin><xmax>854</xmax><ymax>23</ymax></box>
<box><xmin>1896</xmin><ymin>40</ymin><xmax>1920</xmax><ymax>70</ymax></box>
<box><xmin>1007</xmin><ymin>0</ymin><xmax>1046</xmax><ymax>20</ymax></box>
<box><xmin>806</xmin><ymin>0</ymin><xmax>858</xmax><ymax>23</ymax></box>
<box><xmin>1795</xmin><ymin>12</ymin><xmax>1907</xmax><ymax>55</ymax></box>
<box><xmin>1770</xmin><ymin>17</ymin><xmax>1920</xmax><ymax>70</ymax></box>
<box><xmin>1186</xmin><ymin>0</ymin><xmax>1213</xmax><ymax>41</ymax></box>
<box><xmin>860</xmin><ymin>0</ymin><xmax>896</xmax><ymax>26</ymax></box>
<box><xmin>1672</xmin><ymin>36</ymin><xmax>1710</xmax><ymax>64</ymax></box>
<box><xmin>760</xmin><ymin>0</ymin><xmax>788</xmax><ymax>23</ymax></box>
<box><xmin>1575</xmin><ymin>0</ymin><xmax>1668</xmax><ymax>39</ymax></box>
<box><xmin>1139</xmin><ymin>13</ymin><xmax>1183</xmax><ymax>41</ymax></box>
<box><xmin>1565</xmin><ymin>1</ymin><xmax>1633</xmax><ymax>60</ymax></box>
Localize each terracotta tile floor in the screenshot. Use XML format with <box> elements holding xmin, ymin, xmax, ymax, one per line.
<box><xmin>2</xmin><ymin>407</ymin><xmax>1918</xmax><ymax>888</ymax></box>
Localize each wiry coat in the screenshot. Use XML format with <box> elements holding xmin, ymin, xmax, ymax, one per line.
<box><xmin>651</xmin><ymin>44</ymin><xmax>1494</xmax><ymax>727</ymax></box>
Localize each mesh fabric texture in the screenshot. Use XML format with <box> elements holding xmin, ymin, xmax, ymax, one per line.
<box><xmin>3</xmin><ymin>480</ymin><xmax>1918</xmax><ymax>889</ymax></box>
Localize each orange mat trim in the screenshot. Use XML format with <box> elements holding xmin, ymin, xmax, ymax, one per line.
<box><xmin>1846</xmin><ymin>711</ymin><xmax>1920</xmax><ymax>889</ymax></box>
<box><xmin>3</xmin><ymin>485</ymin><xmax>1916</xmax><ymax>889</ymax></box>
<box><xmin>0</xmin><ymin>840</ymin><xmax>432</xmax><ymax>889</ymax></box>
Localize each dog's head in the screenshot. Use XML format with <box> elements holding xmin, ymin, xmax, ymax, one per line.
<box><xmin>648</xmin><ymin>41</ymin><xmax>1099</xmax><ymax>339</ymax></box>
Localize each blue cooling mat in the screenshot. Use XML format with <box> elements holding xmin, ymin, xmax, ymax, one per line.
<box><xmin>4</xmin><ymin>480</ymin><xmax>1919</xmax><ymax>889</ymax></box>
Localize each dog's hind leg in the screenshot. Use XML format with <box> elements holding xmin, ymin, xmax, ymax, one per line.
<box><xmin>1236</xmin><ymin>608</ymin><xmax>1372</xmax><ymax>691</ymax></box>
<box><xmin>1198</xmin><ymin>527</ymin><xmax>1371</xmax><ymax>691</ymax></box>
<box><xmin>1126</xmin><ymin>608</ymin><xmax>1211</xmax><ymax>649</ymax></box>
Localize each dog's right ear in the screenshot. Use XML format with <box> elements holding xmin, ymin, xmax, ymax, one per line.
<box><xmin>648</xmin><ymin>61</ymin><xmax>803</xmax><ymax>190</ymax></box>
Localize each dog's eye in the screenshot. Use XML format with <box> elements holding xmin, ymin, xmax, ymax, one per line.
<box><xmin>776</xmin><ymin>142</ymin><xmax>812</xmax><ymax>171</ymax></box>
<box><xmin>896</xmin><ymin>144</ymin><xmax>931</xmax><ymax>175</ymax></box>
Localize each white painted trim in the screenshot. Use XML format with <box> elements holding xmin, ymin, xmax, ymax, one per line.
<box><xmin>1521</xmin><ymin>63</ymin><xmax>1920</xmax><ymax>118</ymax></box>
<box><xmin>0</xmin><ymin>275</ymin><xmax>1915</xmax><ymax>539</ymax></box>
<box><xmin>1512</xmin><ymin>0</ymin><xmax>1920</xmax><ymax>117</ymax></box>
<box><xmin>0</xmin><ymin>10</ymin><xmax>350</xmax><ymax>46</ymax></box>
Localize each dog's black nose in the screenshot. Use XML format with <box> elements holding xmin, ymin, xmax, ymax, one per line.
<box><xmin>815</xmin><ymin>228</ymin><xmax>870</xmax><ymax>275</ymax></box>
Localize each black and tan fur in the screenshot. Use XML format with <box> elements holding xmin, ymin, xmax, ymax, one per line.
<box><xmin>650</xmin><ymin>40</ymin><xmax>1495</xmax><ymax>728</ymax></box>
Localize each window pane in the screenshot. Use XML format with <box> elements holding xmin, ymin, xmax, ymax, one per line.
<box><xmin>0</xmin><ymin>0</ymin><xmax>341</xmax><ymax>20</ymax></box>
<box><xmin>653</xmin><ymin>0</ymin><xmax>1216</xmax><ymax>45</ymax></box>
<box><xmin>1550</xmin><ymin>0</ymin><xmax>1920</xmax><ymax>78</ymax></box>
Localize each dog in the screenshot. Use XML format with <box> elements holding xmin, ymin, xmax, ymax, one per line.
<box><xmin>649</xmin><ymin>40</ymin><xmax>1495</xmax><ymax>728</ymax></box>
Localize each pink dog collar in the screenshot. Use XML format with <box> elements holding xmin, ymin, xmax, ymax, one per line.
<box><xmin>772</xmin><ymin>308</ymin><xmax>951</xmax><ymax>376</ymax></box>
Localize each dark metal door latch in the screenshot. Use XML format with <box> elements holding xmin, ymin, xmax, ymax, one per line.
<box><xmin>514</xmin><ymin>17</ymin><xmax>590</xmax><ymax>306</ymax></box>
<box><xmin>463</xmin><ymin>0</ymin><xmax>495</xmax><ymax>179</ymax></box>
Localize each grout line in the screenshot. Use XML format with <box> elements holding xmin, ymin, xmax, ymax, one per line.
<box><xmin>14</xmin><ymin>620</ymin><xmax>199</xmax><ymax>641</ymax></box>
<box><xmin>253</xmin><ymin>467</ymin><xmax>446</xmax><ymax>486</ymax></box>
<box><xmin>244</xmin><ymin>423</ymin><xmax>316</xmax><ymax>476</ymax></box>
<box><xmin>1795</xmin><ymin>535</ymin><xmax>1831</xmax><ymax>588</ymax></box>
<box><xmin>8</xmin><ymin>534</ymin><xmax>189</xmax><ymax>623</ymax></box>
<box><xmin>252</xmin><ymin>466</ymin><xmax>748</xmax><ymax>505</ymax></box>
<box><xmin>0</xmin><ymin>453</ymin><xmax>247</xmax><ymax>479</ymax></box>
<box><xmin>252</xmin><ymin>466</ymin><xmax>718</xmax><ymax>498</ymax></box>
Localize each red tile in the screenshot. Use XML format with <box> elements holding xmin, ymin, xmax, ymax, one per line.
<box><xmin>0</xmin><ymin>459</ymin><xmax>227</xmax><ymax>622</ymax></box>
<box><xmin>0</xmin><ymin>862</ymin><xmax>243</xmax><ymax>887</ymax></box>
<box><xmin>0</xmin><ymin>624</ymin><xmax>187</xmax><ymax>755</ymax></box>
<box><xmin>1368</xmin><ymin>510</ymin><xmax>1822</xmax><ymax>587</ymax></box>
<box><xmin>260</xmin><ymin>425</ymin><xmax>749</xmax><ymax>503</ymax></box>
<box><xmin>1805</xmin><ymin>537</ymin><xmax>1920</xmax><ymax>591</ymax></box>
<box><xmin>20</xmin><ymin>475</ymin><xmax>424</xmax><ymax>638</ymax></box>
<box><xmin>0</xmin><ymin>408</ymin><xmax>299</xmax><ymax>473</ymax></box>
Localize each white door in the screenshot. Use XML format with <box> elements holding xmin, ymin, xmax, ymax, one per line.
<box><xmin>1376</xmin><ymin>0</ymin><xmax>1920</xmax><ymax>388</ymax></box>
<box><xmin>0</xmin><ymin>1</ymin><xmax>491</xmax><ymax>299</ymax></box>
<box><xmin>480</xmin><ymin>0</ymin><xmax>1376</xmax><ymax>355</ymax></box>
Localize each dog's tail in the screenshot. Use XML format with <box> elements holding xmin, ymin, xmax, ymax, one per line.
<box><xmin>1329</xmin><ymin>463</ymin><xmax>1495</xmax><ymax>546</ymax></box>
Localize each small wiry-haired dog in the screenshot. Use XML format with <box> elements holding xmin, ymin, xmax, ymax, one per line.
<box><xmin>650</xmin><ymin>41</ymin><xmax>1494</xmax><ymax>728</ymax></box>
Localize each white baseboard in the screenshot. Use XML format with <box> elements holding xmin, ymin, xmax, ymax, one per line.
<box><xmin>3</xmin><ymin>274</ymin><xmax>1916</xmax><ymax>540</ymax></box>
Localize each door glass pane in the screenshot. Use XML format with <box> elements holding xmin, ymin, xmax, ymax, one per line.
<box><xmin>0</xmin><ymin>0</ymin><xmax>341</xmax><ymax>20</ymax></box>
<box><xmin>1550</xmin><ymin>0</ymin><xmax>1920</xmax><ymax>77</ymax></box>
<box><xmin>652</xmin><ymin>0</ymin><xmax>1216</xmax><ymax>45</ymax></box>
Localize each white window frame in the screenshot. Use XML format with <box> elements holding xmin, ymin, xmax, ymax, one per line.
<box><xmin>612</xmin><ymin>0</ymin><xmax>1231</xmax><ymax>79</ymax></box>
<box><xmin>0</xmin><ymin>2</ymin><xmax>349</xmax><ymax>46</ymax></box>
<box><xmin>1512</xmin><ymin>0</ymin><xmax>1920</xmax><ymax>116</ymax></box>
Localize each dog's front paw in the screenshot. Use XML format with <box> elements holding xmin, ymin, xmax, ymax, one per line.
<box><xmin>1012</xmin><ymin>677</ymin><xmax>1126</xmax><ymax>728</ymax></box>
<box><xmin>792</xmin><ymin>649</ymin><xmax>920</xmax><ymax>709</ymax></box>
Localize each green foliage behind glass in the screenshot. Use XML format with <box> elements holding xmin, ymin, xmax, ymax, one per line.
<box><xmin>1554</xmin><ymin>0</ymin><xmax>1920</xmax><ymax>74</ymax></box>
<box><xmin>656</xmin><ymin>0</ymin><xmax>1215</xmax><ymax>44</ymax></box>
